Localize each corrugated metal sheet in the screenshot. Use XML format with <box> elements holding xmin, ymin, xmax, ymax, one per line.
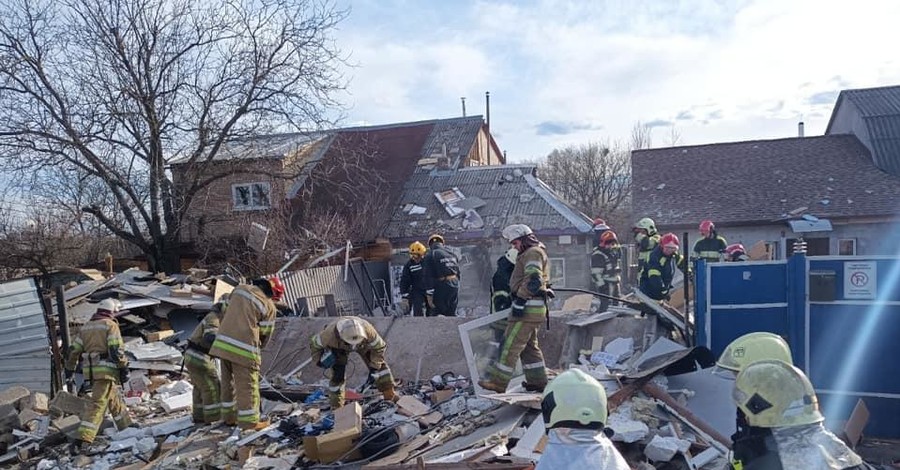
<box><xmin>0</xmin><ymin>277</ymin><xmax>52</xmax><ymax>392</ymax></box>
<box><xmin>865</xmin><ymin>115</ymin><xmax>900</xmax><ymax>176</ymax></box>
<box><xmin>273</xmin><ymin>261</ymin><xmax>390</xmax><ymax>316</ymax></box>
<box><xmin>844</xmin><ymin>86</ymin><xmax>900</xmax><ymax>117</ymax></box>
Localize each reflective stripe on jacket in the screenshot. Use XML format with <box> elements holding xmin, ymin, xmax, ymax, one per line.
<box><xmin>65</xmin><ymin>317</ymin><xmax>126</xmax><ymax>382</ymax></box>
<box><xmin>208</xmin><ymin>285</ymin><xmax>276</xmax><ymax>369</ymax></box>
<box><xmin>509</xmin><ymin>244</ymin><xmax>550</xmax><ymax>322</ymax></box>
<box><xmin>309</xmin><ymin>316</ymin><xmax>386</xmax><ymax>366</ymax></box>
<box><xmin>188</xmin><ymin>311</ymin><xmax>223</xmax><ymax>353</ymax></box>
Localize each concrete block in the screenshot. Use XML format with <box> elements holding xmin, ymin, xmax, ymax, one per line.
<box><xmin>155</xmin><ymin>380</ymin><xmax>192</xmax><ymax>397</ymax></box>
<box><xmin>160</xmin><ymin>392</ymin><xmax>192</xmax><ymax>413</ymax></box>
<box><xmin>644</xmin><ymin>435</ymin><xmax>690</xmax><ymax>462</ymax></box>
<box><xmin>134</xmin><ymin>436</ymin><xmax>157</xmax><ymax>455</ymax></box>
<box><xmin>106</xmin><ymin>437</ymin><xmax>138</xmax><ymax>452</ymax></box>
<box><xmin>607</xmin><ymin>411</ymin><xmax>649</xmax><ymax>443</ymax></box>
<box><xmin>106</xmin><ymin>425</ymin><xmax>149</xmax><ymax>441</ymax></box>
<box><xmin>0</xmin><ymin>404</ymin><xmax>20</xmax><ymax>431</ymax></box>
<box><xmin>17</xmin><ymin>409</ymin><xmax>41</xmax><ymax>428</ymax></box>
<box><xmin>49</xmin><ymin>391</ymin><xmax>94</xmax><ymax>417</ymax></box>
<box><xmin>18</xmin><ymin>392</ymin><xmax>49</xmax><ymax>414</ymax></box>
<box><xmin>51</xmin><ymin>414</ymin><xmax>81</xmax><ymax>432</ymax></box>
<box><xmin>150</xmin><ymin>415</ymin><xmax>192</xmax><ymax>436</ymax></box>
<box><xmin>0</xmin><ymin>387</ymin><xmax>30</xmax><ymax>409</ymax></box>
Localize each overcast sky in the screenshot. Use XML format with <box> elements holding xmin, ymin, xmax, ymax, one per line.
<box><xmin>331</xmin><ymin>0</ymin><xmax>900</xmax><ymax>162</ymax></box>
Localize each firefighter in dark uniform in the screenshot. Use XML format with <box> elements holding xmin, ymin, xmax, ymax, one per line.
<box><xmin>639</xmin><ymin>233</ymin><xmax>683</xmax><ymax>301</ymax></box>
<box><xmin>400</xmin><ymin>241</ymin><xmax>429</xmax><ymax>316</ymax></box>
<box><xmin>491</xmin><ymin>248</ymin><xmax>517</xmax><ymax>313</ymax></box>
<box><xmin>64</xmin><ymin>299</ymin><xmax>133</xmax><ymax>452</ymax></box>
<box><xmin>693</xmin><ymin>219</ymin><xmax>728</xmax><ymax>263</ymax></box>
<box><xmin>591</xmin><ymin>230</ymin><xmax>622</xmax><ymax>312</ymax></box>
<box><xmin>422</xmin><ymin>233</ymin><xmax>460</xmax><ymax>316</ymax></box>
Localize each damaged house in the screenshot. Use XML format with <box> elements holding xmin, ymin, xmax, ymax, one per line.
<box><xmin>633</xmin><ymin>84</ymin><xmax>900</xmax><ymax>257</ymax></box>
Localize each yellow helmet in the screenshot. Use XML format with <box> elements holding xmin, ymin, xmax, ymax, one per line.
<box><xmin>409</xmin><ymin>241</ymin><xmax>427</xmax><ymax>257</ymax></box>
<box><xmin>717</xmin><ymin>332</ymin><xmax>793</xmax><ymax>372</ymax></box>
<box><xmin>336</xmin><ymin>317</ymin><xmax>366</xmax><ymax>347</ymax></box>
<box><xmin>733</xmin><ymin>360</ymin><xmax>823</xmax><ymax>428</ymax></box>
<box><xmin>633</xmin><ymin>217</ymin><xmax>656</xmax><ymax>234</ymax></box>
<box><xmin>541</xmin><ymin>369</ymin><xmax>607</xmax><ymax>430</ymax></box>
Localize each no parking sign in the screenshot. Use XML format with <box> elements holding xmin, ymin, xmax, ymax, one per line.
<box><xmin>844</xmin><ymin>261</ymin><xmax>877</xmax><ymax>300</ymax></box>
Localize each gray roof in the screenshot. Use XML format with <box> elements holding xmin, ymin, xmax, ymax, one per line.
<box><xmin>170</xmin><ymin>132</ymin><xmax>328</xmax><ymax>165</ymax></box>
<box><xmin>827</xmin><ymin>85</ymin><xmax>900</xmax><ymax>175</ymax></box>
<box><xmin>381</xmin><ymin>164</ymin><xmax>593</xmax><ymax>240</ymax></box>
<box><xmin>631</xmin><ymin>134</ymin><xmax>900</xmax><ymax>227</ymax></box>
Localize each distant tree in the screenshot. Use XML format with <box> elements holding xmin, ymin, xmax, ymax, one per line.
<box><xmin>0</xmin><ymin>0</ymin><xmax>347</xmax><ymax>273</ymax></box>
<box><xmin>537</xmin><ymin>141</ymin><xmax>632</xmax><ymax>229</ymax></box>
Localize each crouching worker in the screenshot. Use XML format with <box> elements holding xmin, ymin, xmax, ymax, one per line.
<box><xmin>536</xmin><ymin>369</ymin><xmax>630</xmax><ymax>470</ymax></box>
<box><xmin>310</xmin><ymin>316</ymin><xmax>398</xmax><ymax>408</ymax></box>
<box><xmin>64</xmin><ymin>299</ymin><xmax>134</xmax><ymax>453</ymax></box>
<box><xmin>730</xmin><ymin>360</ymin><xmax>876</xmax><ymax>470</ymax></box>
<box><xmin>184</xmin><ymin>294</ymin><xmax>229</xmax><ymax>424</ymax></box>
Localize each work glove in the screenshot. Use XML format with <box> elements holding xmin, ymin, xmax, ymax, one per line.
<box><xmin>317</xmin><ymin>349</ymin><xmax>336</xmax><ymax>369</ymax></box>
<box><xmin>118</xmin><ymin>368</ymin><xmax>130</xmax><ymax>384</ymax></box>
<box><xmin>541</xmin><ymin>288</ymin><xmax>556</xmax><ymax>300</ymax></box>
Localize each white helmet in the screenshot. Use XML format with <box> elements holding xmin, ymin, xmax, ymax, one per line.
<box><xmin>504</xmin><ymin>248</ymin><xmax>518</xmax><ymax>264</ymax></box>
<box><xmin>502</xmin><ymin>224</ymin><xmax>533</xmax><ymax>242</ymax></box>
<box><xmin>541</xmin><ymin>368</ymin><xmax>608</xmax><ymax>430</ymax></box>
<box><xmin>97</xmin><ymin>298</ymin><xmax>123</xmax><ymax>313</ymax></box>
<box><xmin>336</xmin><ymin>317</ymin><xmax>366</xmax><ymax>347</ymax></box>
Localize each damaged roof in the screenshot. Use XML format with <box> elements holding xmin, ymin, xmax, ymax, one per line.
<box><xmin>631</xmin><ymin>134</ymin><xmax>900</xmax><ymax>226</ymax></box>
<box><xmin>826</xmin><ymin>85</ymin><xmax>900</xmax><ymax>176</ymax></box>
<box><xmin>382</xmin><ymin>164</ymin><xmax>594</xmax><ymax>240</ymax></box>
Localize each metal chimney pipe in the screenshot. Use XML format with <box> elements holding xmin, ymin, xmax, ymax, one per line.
<box><xmin>461</xmin><ymin>97</ymin><xmax>466</xmax><ymax>117</ymax></box>
<box><xmin>798</xmin><ymin>121</ymin><xmax>805</xmax><ymax>138</ymax></box>
<box><xmin>485</xmin><ymin>91</ymin><xmax>491</xmax><ymax>133</ymax></box>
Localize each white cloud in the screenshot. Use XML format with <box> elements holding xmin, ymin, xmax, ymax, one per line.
<box><xmin>336</xmin><ymin>0</ymin><xmax>900</xmax><ymax>160</ymax></box>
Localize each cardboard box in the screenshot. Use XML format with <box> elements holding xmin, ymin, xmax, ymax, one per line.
<box><xmin>145</xmin><ymin>330</ymin><xmax>175</xmax><ymax>342</ymax></box>
<box><xmin>303</xmin><ymin>402</ymin><xmax>363</xmax><ymax>463</ymax></box>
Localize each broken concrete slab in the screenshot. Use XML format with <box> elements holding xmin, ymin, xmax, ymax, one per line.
<box><xmin>607</xmin><ymin>409</ymin><xmax>649</xmax><ymax>443</ymax></box>
<box><xmin>644</xmin><ymin>434</ymin><xmax>690</xmax><ymax>462</ymax></box>
<box><xmin>160</xmin><ymin>392</ymin><xmax>192</xmax><ymax>413</ymax></box>
<box><xmin>149</xmin><ymin>415</ymin><xmax>193</xmax><ymax>437</ymax></box>
<box><xmin>0</xmin><ymin>387</ymin><xmax>30</xmax><ymax>408</ymax></box>
<box><xmin>49</xmin><ymin>391</ymin><xmax>94</xmax><ymax>417</ymax></box>
<box><xmin>19</xmin><ymin>392</ymin><xmax>49</xmax><ymax>414</ymax></box>
<box><xmin>243</xmin><ymin>453</ymin><xmax>299</xmax><ymax>470</ymax></box>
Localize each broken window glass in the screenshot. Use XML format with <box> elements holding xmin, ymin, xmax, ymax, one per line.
<box><xmin>233</xmin><ymin>182</ymin><xmax>271</xmax><ymax>210</ymax></box>
<box><xmin>252</xmin><ymin>183</ymin><xmax>271</xmax><ymax>207</ymax></box>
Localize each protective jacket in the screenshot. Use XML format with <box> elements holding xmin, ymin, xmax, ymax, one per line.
<box><xmin>591</xmin><ymin>245</ymin><xmax>622</xmax><ymax>288</ymax></box>
<box><xmin>491</xmin><ymin>255</ymin><xmax>515</xmax><ymax>313</ymax></box>
<box><xmin>693</xmin><ymin>235</ymin><xmax>728</xmax><ymax>262</ymax></box>
<box><xmin>639</xmin><ymin>246</ymin><xmax>682</xmax><ymax>301</ymax></box>
<box><xmin>535</xmin><ymin>429</ymin><xmax>631</xmax><ymax>470</ymax></box>
<box><xmin>509</xmin><ymin>244</ymin><xmax>550</xmax><ymax>322</ymax></box>
<box><xmin>209</xmin><ymin>285</ymin><xmax>276</xmax><ymax>370</ymax></box>
<box><xmin>636</xmin><ymin>232</ymin><xmax>660</xmax><ymax>278</ymax></box>
<box><xmin>65</xmin><ymin>311</ymin><xmax>127</xmax><ymax>382</ymax></box>
<box><xmin>310</xmin><ymin>317</ymin><xmax>387</xmax><ymax>366</ymax></box>
<box><xmin>423</xmin><ymin>242</ymin><xmax>461</xmax><ymax>315</ymax></box>
<box><xmin>399</xmin><ymin>259</ymin><xmax>427</xmax><ymax>297</ymax></box>
<box><xmin>731</xmin><ymin>423</ymin><xmax>875</xmax><ymax>470</ymax></box>
<box><xmin>187</xmin><ymin>311</ymin><xmax>223</xmax><ymax>354</ymax></box>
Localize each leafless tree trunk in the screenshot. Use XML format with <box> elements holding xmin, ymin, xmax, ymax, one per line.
<box><xmin>0</xmin><ymin>0</ymin><xmax>347</xmax><ymax>273</ymax></box>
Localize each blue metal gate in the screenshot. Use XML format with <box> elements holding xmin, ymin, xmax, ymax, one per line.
<box><xmin>696</xmin><ymin>254</ymin><xmax>900</xmax><ymax>437</ymax></box>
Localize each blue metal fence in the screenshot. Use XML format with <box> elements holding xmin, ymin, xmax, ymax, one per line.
<box><xmin>696</xmin><ymin>254</ymin><xmax>900</xmax><ymax>437</ymax></box>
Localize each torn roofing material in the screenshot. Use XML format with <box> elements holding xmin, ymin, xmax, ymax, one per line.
<box><xmin>382</xmin><ymin>165</ymin><xmax>593</xmax><ymax>240</ymax></box>
<box><xmin>0</xmin><ymin>278</ymin><xmax>52</xmax><ymax>392</ymax></box>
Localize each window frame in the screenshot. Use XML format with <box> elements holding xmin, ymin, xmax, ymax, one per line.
<box><xmin>548</xmin><ymin>257</ymin><xmax>566</xmax><ymax>287</ymax></box>
<box><xmin>838</xmin><ymin>238</ymin><xmax>857</xmax><ymax>256</ymax></box>
<box><xmin>232</xmin><ymin>181</ymin><xmax>272</xmax><ymax>211</ymax></box>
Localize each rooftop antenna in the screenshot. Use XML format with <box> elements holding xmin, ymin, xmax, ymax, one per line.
<box><xmin>461</xmin><ymin>97</ymin><xmax>466</xmax><ymax>117</ymax></box>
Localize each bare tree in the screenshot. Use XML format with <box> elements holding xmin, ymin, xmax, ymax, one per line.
<box><xmin>630</xmin><ymin>121</ymin><xmax>653</xmax><ymax>151</ymax></box>
<box><xmin>666</xmin><ymin>124</ymin><xmax>683</xmax><ymax>147</ymax></box>
<box><xmin>537</xmin><ymin>141</ymin><xmax>632</xmax><ymax>227</ymax></box>
<box><xmin>0</xmin><ymin>0</ymin><xmax>347</xmax><ymax>273</ymax></box>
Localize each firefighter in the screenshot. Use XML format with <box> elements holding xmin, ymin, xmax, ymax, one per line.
<box><xmin>491</xmin><ymin>248</ymin><xmax>518</xmax><ymax>314</ymax></box>
<box><xmin>184</xmin><ymin>293</ymin><xmax>229</xmax><ymax>424</ymax></box>
<box><xmin>400</xmin><ymin>241</ymin><xmax>429</xmax><ymax>316</ymax></box>
<box><xmin>639</xmin><ymin>232</ymin><xmax>682</xmax><ymax>301</ymax></box>
<box><xmin>693</xmin><ymin>220</ymin><xmax>728</xmax><ymax>263</ymax></box>
<box><xmin>726</xmin><ymin>243</ymin><xmax>750</xmax><ymax>262</ymax></box>
<box><xmin>730</xmin><ymin>360</ymin><xmax>876</xmax><ymax>470</ymax></box>
<box><xmin>422</xmin><ymin>234</ymin><xmax>460</xmax><ymax>316</ymax></box>
<box><xmin>536</xmin><ymin>369</ymin><xmax>630</xmax><ymax>470</ymax></box>
<box><xmin>64</xmin><ymin>298</ymin><xmax>133</xmax><ymax>451</ymax></box>
<box><xmin>717</xmin><ymin>332</ymin><xmax>793</xmax><ymax>374</ymax></box>
<box><xmin>209</xmin><ymin>277</ymin><xmax>283</xmax><ymax>431</ymax></box>
<box><xmin>633</xmin><ymin>217</ymin><xmax>660</xmax><ymax>280</ymax></box>
<box><xmin>309</xmin><ymin>316</ymin><xmax>398</xmax><ymax>408</ymax></box>
<box><xmin>591</xmin><ymin>230</ymin><xmax>622</xmax><ymax>312</ymax></box>
<box><xmin>479</xmin><ymin>224</ymin><xmax>551</xmax><ymax>394</ymax></box>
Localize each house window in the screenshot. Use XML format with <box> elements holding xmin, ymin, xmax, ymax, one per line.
<box><xmin>232</xmin><ymin>182</ymin><xmax>271</xmax><ymax>210</ymax></box>
<box><xmin>549</xmin><ymin>258</ymin><xmax>566</xmax><ymax>287</ymax></box>
<box><xmin>765</xmin><ymin>241</ymin><xmax>780</xmax><ymax>260</ymax></box>
<box><xmin>839</xmin><ymin>238</ymin><xmax>857</xmax><ymax>256</ymax></box>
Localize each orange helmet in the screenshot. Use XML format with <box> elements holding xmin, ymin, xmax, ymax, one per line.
<box><xmin>599</xmin><ymin>230</ymin><xmax>618</xmax><ymax>246</ymax></box>
<box><xmin>268</xmin><ymin>276</ymin><xmax>285</xmax><ymax>301</ymax></box>
<box><xmin>660</xmin><ymin>233</ymin><xmax>680</xmax><ymax>253</ymax></box>
<box><xmin>699</xmin><ymin>220</ymin><xmax>715</xmax><ymax>236</ymax></box>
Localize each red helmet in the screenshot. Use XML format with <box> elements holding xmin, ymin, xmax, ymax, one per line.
<box><xmin>699</xmin><ymin>220</ymin><xmax>715</xmax><ymax>236</ymax></box>
<box><xmin>599</xmin><ymin>230</ymin><xmax>618</xmax><ymax>246</ymax></box>
<box><xmin>660</xmin><ymin>233</ymin><xmax>680</xmax><ymax>252</ymax></box>
<box><xmin>725</xmin><ymin>243</ymin><xmax>746</xmax><ymax>257</ymax></box>
<box><xmin>268</xmin><ymin>276</ymin><xmax>285</xmax><ymax>301</ymax></box>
